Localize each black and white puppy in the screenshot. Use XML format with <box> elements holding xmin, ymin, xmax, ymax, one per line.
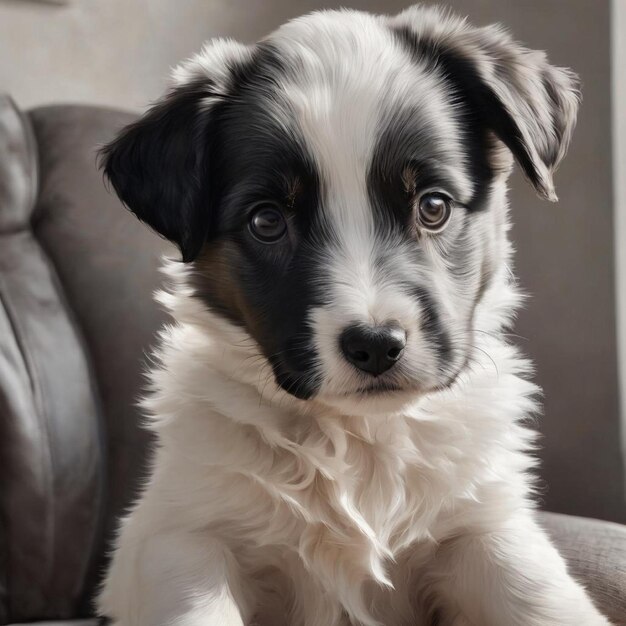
<box><xmin>97</xmin><ymin>6</ymin><xmax>609</xmax><ymax>625</ymax></box>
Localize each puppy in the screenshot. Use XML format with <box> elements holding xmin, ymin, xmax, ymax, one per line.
<box><xmin>97</xmin><ymin>5</ymin><xmax>609</xmax><ymax>625</ymax></box>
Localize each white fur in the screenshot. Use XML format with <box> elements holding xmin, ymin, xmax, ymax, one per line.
<box><xmin>98</xmin><ymin>254</ymin><xmax>607</xmax><ymax>626</ymax></box>
<box><xmin>98</xmin><ymin>6</ymin><xmax>605</xmax><ymax>626</ymax></box>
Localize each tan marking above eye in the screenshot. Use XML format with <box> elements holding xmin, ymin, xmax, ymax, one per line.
<box><xmin>401</xmin><ymin>165</ymin><xmax>418</xmax><ymax>196</ymax></box>
<box><xmin>285</xmin><ymin>176</ymin><xmax>302</xmax><ymax>210</ymax></box>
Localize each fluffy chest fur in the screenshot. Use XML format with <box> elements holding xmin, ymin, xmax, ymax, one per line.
<box><xmin>137</xmin><ymin>263</ymin><xmax>537</xmax><ymax>626</ymax></box>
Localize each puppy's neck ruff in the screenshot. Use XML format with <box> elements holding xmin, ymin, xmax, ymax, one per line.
<box><xmin>139</xmin><ymin>255</ymin><xmax>537</xmax><ymax>625</ymax></box>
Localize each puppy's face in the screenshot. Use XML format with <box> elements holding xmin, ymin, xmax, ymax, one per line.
<box><xmin>102</xmin><ymin>7</ymin><xmax>578</xmax><ymax>412</ymax></box>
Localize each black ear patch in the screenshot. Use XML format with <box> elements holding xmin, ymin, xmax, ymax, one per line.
<box><xmin>100</xmin><ymin>79</ymin><xmax>218</xmax><ymax>262</ymax></box>
<box><xmin>392</xmin><ymin>19</ymin><xmax>579</xmax><ymax>201</ymax></box>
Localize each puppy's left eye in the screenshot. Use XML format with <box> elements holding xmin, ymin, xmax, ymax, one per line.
<box><xmin>416</xmin><ymin>192</ymin><xmax>453</xmax><ymax>232</ymax></box>
<box><xmin>248</xmin><ymin>203</ymin><xmax>287</xmax><ymax>243</ymax></box>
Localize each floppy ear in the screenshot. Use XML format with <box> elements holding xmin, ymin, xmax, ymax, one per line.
<box><xmin>391</xmin><ymin>6</ymin><xmax>580</xmax><ymax>201</ymax></box>
<box><xmin>100</xmin><ymin>39</ymin><xmax>251</xmax><ymax>261</ymax></box>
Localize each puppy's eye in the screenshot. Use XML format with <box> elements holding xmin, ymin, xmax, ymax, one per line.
<box><xmin>416</xmin><ymin>192</ymin><xmax>452</xmax><ymax>232</ymax></box>
<box><xmin>248</xmin><ymin>204</ymin><xmax>287</xmax><ymax>243</ymax></box>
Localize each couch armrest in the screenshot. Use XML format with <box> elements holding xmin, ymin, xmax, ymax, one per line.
<box><xmin>539</xmin><ymin>511</ymin><xmax>626</xmax><ymax>623</ymax></box>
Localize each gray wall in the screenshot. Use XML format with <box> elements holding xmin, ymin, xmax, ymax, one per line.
<box><xmin>1</xmin><ymin>0</ymin><xmax>623</xmax><ymax>522</ymax></box>
<box><xmin>497</xmin><ymin>0</ymin><xmax>623</xmax><ymax>523</ymax></box>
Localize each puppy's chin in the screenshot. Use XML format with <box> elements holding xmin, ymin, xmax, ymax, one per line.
<box><xmin>315</xmin><ymin>386</ymin><xmax>423</xmax><ymax>417</ymax></box>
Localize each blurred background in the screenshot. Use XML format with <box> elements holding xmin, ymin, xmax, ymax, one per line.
<box><xmin>1</xmin><ymin>0</ymin><xmax>624</xmax><ymax>519</ymax></box>
<box><xmin>0</xmin><ymin>1</ymin><xmax>625</xmax><ymax>619</ymax></box>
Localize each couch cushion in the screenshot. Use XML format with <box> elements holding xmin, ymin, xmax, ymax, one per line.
<box><xmin>540</xmin><ymin>511</ymin><xmax>626</xmax><ymax>623</ymax></box>
<box><xmin>0</xmin><ymin>97</ymin><xmax>170</xmax><ymax>623</ymax></box>
<box><xmin>0</xmin><ymin>95</ymin><xmax>107</xmax><ymax>622</ymax></box>
<box><xmin>26</xmin><ymin>102</ymin><xmax>170</xmax><ymax>619</ymax></box>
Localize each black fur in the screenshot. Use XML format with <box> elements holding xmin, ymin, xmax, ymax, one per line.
<box><xmin>100</xmin><ymin>77</ymin><xmax>218</xmax><ymax>262</ymax></box>
<box><xmin>392</xmin><ymin>25</ymin><xmax>549</xmax><ymax>196</ymax></box>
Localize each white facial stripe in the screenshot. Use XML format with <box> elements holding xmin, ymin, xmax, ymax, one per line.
<box><xmin>260</xmin><ymin>11</ymin><xmax>482</xmax><ymax>405</ymax></box>
<box><xmin>274</xmin><ymin>11</ymin><xmax>473</xmax><ymax>226</ymax></box>
<box><xmin>273</xmin><ymin>17</ymin><xmax>390</xmax><ymax>244</ymax></box>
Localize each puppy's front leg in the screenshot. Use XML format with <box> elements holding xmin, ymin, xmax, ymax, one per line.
<box><xmin>430</xmin><ymin>512</ymin><xmax>609</xmax><ymax>625</ymax></box>
<box><xmin>99</xmin><ymin>526</ymin><xmax>252</xmax><ymax>626</ymax></box>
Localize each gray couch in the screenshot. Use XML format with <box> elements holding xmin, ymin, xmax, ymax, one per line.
<box><xmin>0</xmin><ymin>94</ymin><xmax>625</xmax><ymax>624</ymax></box>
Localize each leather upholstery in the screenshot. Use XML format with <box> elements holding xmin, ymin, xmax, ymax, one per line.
<box><xmin>0</xmin><ymin>96</ymin><xmax>168</xmax><ymax>623</ymax></box>
<box><xmin>0</xmin><ymin>96</ymin><xmax>623</xmax><ymax>624</ymax></box>
<box><xmin>28</xmin><ymin>103</ymin><xmax>171</xmax><ymax>615</ymax></box>
<box><xmin>0</xmin><ymin>94</ymin><xmax>104</xmax><ymax>621</ymax></box>
<box><xmin>542</xmin><ymin>512</ymin><xmax>626</xmax><ymax>623</ymax></box>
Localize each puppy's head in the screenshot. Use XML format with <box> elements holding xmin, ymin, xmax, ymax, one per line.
<box><xmin>101</xmin><ymin>6</ymin><xmax>578</xmax><ymax>413</ymax></box>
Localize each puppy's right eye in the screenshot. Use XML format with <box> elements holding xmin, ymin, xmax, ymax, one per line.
<box><xmin>248</xmin><ymin>204</ymin><xmax>287</xmax><ymax>243</ymax></box>
<box><xmin>416</xmin><ymin>192</ymin><xmax>453</xmax><ymax>233</ymax></box>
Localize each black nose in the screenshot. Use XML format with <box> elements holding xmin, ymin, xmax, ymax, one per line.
<box><xmin>340</xmin><ymin>323</ymin><xmax>407</xmax><ymax>376</ymax></box>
